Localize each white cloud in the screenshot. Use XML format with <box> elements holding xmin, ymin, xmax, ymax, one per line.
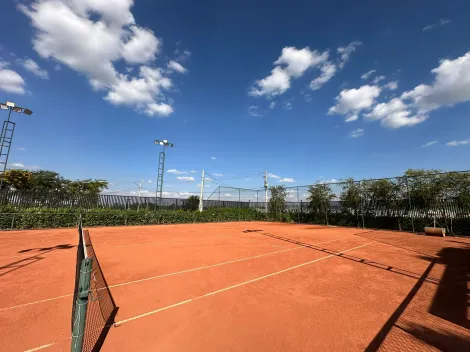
<box><xmin>249</xmin><ymin>66</ymin><xmax>291</xmax><ymax>97</ymax></box>
<box><xmin>250</xmin><ymin>47</ymin><xmax>328</xmax><ymax>97</ymax></box>
<box><xmin>248</xmin><ymin>105</ymin><xmax>264</xmax><ymax>117</ymax></box>
<box><xmin>168</xmin><ymin>60</ymin><xmax>188</xmax><ymax>73</ymax></box>
<box><xmin>274</xmin><ymin>47</ymin><xmax>328</xmax><ymax>78</ymax></box>
<box><xmin>54</xmin><ymin>64</ymin><xmax>61</xmax><ymax>71</ymax></box>
<box><xmin>385</xmin><ymin>81</ymin><xmax>398</xmax><ymax>90</ymax></box>
<box><xmin>16</xmin><ymin>147</ymin><xmax>27</xmax><ymax>151</ymax></box>
<box><xmin>372</xmin><ymin>75</ymin><xmax>386</xmax><ymax>84</ymax></box>
<box><xmin>224</xmin><ymin>193</ymin><xmax>233</xmax><ymax>197</ymax></box>
<box><xmin>269</xmin><ymin>101</ymin><xmax>276</xmax><ymax>109</ymax></box>
<box><xmin>365</xmin><ymin>98</ymin><xmax>427</xmax><ymax>128</ymax></box>
<box><xmin>0</xmin><ymin>69</ymin><xmax>26</xmax><ymax>94</ymax></box>
<box><xmin>168</xmin><ymin>169</ymin><xmax>187</xmax><ymax>175</ymax></box>
<box><xmin>283</xmin><ymin>100</ymin><xmax>292</xmax><ymax>110</ymax></box>
<box><xmin>20</xmin><ymin>58</ymin><xmax>49</xmax><ymax>79</ymax></box>
<box><xmin>190</xmin><ymin>170</ymin><xmax>197</xmax><ymax>173</ymax></box>
<box><xmin>349</xmin><ymin>128</ymin><xmax>364</xmax><ymax>138</ymax></box>
<box><xmin>310</xmin><ymin>62</ymin><xmax>337</xmax><ymax>90</ymax></box>
<box><xmin>211</xmin><ymin>157</ymin><xmax>216</xmax><ymax>160</ymax></box>
<box><xmin>401</xmin><ymin>52</ymin><xmax>470</xmax><ymax>112</ymax></box>
<box><xmin>121</xmin><ymin>26</ymin><xmax>160</xmax><ymax>64</ymax></box>
<box><xmin>329</xmin><ymin>85</ymin><xmax>381</xmax><ymax>115</ymax></box>
<box><xmin>9</xmin><ymin>163</ymin><xmax>25</xmax><ymax>168</ymax></box>
<box><xmin>176</xmin><ymin>176</ymin><xmax>195</xmax><ymax>181</ymax></box>
<box><xmin>279</xmin><ymin>178</ymin><xmax>295</xmax><ymax>183</ymax></box>
<box><xmin>446</xmin><ymin>139</ymin><xmax>469</xmax><ymax>147</ymax></box>
<box><xmin>148</xmin><ymin>180</ymin><xmax>153</xmax><ymax>183</ymax></box>
<box><xmin>361</xmin><ymin>69</ymin><xmax>376</xmax><ymax>80</ymax></box>
<box><xmin>337</xmin><ymin>41</ymin><xmax>362</xmax><ymax>68</ymax></box>
<box><xmin>345</xmin><ymin>114</ymin><xmax>358</xmax><ymax>122</ymax></box>
<box><xmin>20</xmin><ymin>0</ymin><xmax>183</xmax><ymax>117</ymax></box>
<box><xmin>212</xmin><ymin>173</ymin><xmax>223</xmax><ymax>177</ymax></box>
<box><xmin>423</xmin><ymin>19</ymin><xmax>451</xmax><ymax>31</ymax></box>
<box><xmin>268</xmin><ymin>173</ymin><xmax>281</xmax><ymax>179</ymax></box>
<box><xmin>422</xmin><ymin>141</ymin><xmax>438</xmax><ymax>148</ymax></box>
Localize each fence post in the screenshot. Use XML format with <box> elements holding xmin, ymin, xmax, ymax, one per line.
<box><xmin>404</xmin><ymin>176</ymin><xmax>415</xmax><ymax>233</ymax></box>
<box><xmin>10</xmin><ymin>214</ymin><xmax>15</xmax><ymax>230</ymax></box>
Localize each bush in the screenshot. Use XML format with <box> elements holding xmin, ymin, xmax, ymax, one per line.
<box><xmin>182</xmin><ymin>195</ymin><xmax>200</xmax><ymax>211</ymax></box>
<box><xmin>0</xmin><ymin>207</ymin><xmax>267</xmax><ymax>230</ymax></box>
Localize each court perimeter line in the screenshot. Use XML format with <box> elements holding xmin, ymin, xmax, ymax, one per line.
<box><xmin>23</xmin><ymin>343</ymin><xmax>56</xmax><ymax>352</ymax></box>
<box><xmin>115</xmin><ymin>241</ymin><xmax>376</xmax><ymax>325</ymax></box>
<box><xmin>0</xmin><ymin>236</ymin><xmax>353</xmax><ymax>311</ymax></box>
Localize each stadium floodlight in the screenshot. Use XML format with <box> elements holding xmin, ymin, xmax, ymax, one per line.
<box><xmin>154</xmin><ymin>138</ymin><xmax>174</xmax><ymax>210</ymax></box>
<box><xmin>0</xmin><ymin>100</ymin><xmax>33</xmax><ymax>189</ymax></box>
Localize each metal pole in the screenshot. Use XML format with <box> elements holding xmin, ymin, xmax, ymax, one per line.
<box><xmin>0</xmin><ymin>108</ymin><xmax>13</xmax><ymax>190</ymax></box>
<box><xmin>71</xmin><ymin>258</ymin><xmax>92</xmax><ymax>352</ymax></box>
<box><xmin>199</xmin><ymin>170</ymin><xmax>205</xmax><ymax>212</ymax></box>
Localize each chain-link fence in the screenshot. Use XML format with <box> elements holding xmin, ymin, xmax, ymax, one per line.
<box><xmin>264</xmin><ymin>172</ymin><xmax>470</xmax><ymax>236</ymax></box>
<box><xmin>1</xmin><ymin>171</ymin><xmax>469</xmax><ymax>235</ymax></box>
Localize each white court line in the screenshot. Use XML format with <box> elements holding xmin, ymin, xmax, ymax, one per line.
<box><xmin>23</xmin><ymin>343</ymin><xmax>56</xmax><ymax>352</ymax></box>
<box><xmin>0</xmin><ymin>236</ymin><xmax>353</xmax><ymax>311</ymax></box>
<box><xmin>115</xmin><ymin>241</ymin><xmax>376</xmax><ymax>325</ymax></box>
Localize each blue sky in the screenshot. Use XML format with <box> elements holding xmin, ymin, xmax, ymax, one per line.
<box><xmin>0</xmin><ymin>0</ymin><xmax>469</xmax><ymax>198</ymax></box>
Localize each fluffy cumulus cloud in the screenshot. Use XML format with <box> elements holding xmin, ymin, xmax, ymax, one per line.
<box><xmin>19</xmin><ymin>58</ymin><xmax>49</xmax><ymax>79</ymax></box>
<box><xmin>329</xmin><ymin>85</ymin><xmax>381</xmax><ymax>116</ymax></box>
<box><xmin>249</xmin><ymin>47</ymin><xmax>328</xmax><ymax>97</ymax></box>
<box><xmin>385</xmin><ymin>81</ymin><xmax>398</xmax><ymax>90</ymax></box>
<box><xmin>351</xmin><ymin>51</ymin><xmax>470</xmax><ymax>129</ymax></box>
<box><xmin>250</xmin><ymin>42</ymin><xmax>361</xmax><ymax>99</ymax></box>
<box><xmin>365</xmin><ymin>98</ymin><xmax>427</xmax><ymax>128</ymax></box>
<box><xmin>401</xmin><ymin>52</ymin><xmax>470</xmax><ymax>112</ymax></box>
<box><xmin>310</xmin><ymin>62</ymin><xmax>337</xmax><ymax>91</ymax></box>
<box><xmin>19</xmin><ymin>0</ymin><xmax>186</xmax><ymax>116</ymax></box>
<box><xmin>167</xmin><ymin>60</ymin><xmax>188</xmax><ymax>74</ymax></box>
<box><xmin>0</xmin><ymin>68</ymin><xmax>26</xmax><ymax>94</ymax></box>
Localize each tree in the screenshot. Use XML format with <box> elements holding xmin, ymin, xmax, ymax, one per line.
<box><xmin>268</xmin><ymin>186</ymin><xmax>287</xmax><ymax>214</ymax></box>
<box><xmin>183</xmin><ymin>195</ymin><xmax>200</xmax><ymax>211</ymax></box>
<box><xmin>307</xmin><ymin>183</ymin><xmax>334</xmax><ymax>214</ymax></box>
<box><xmin>362</xmin><ymin>178</ymin><xmax>402</xmax><ymax>217</ymax></box>
<box><xmin>0</xmin><ymin>169</ymin><xmax>31</xmax><ymax>190</ymax></box>
<box><xmin>339</xmin><ymin>178</ymin><xmax>362</xmax><ymax>215</ymax></box>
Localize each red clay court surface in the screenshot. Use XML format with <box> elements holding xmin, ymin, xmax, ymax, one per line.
<box><xmin>1</xmin><ymin>222</ymin><xmax>469</xmax><ymax>351</ymax></box>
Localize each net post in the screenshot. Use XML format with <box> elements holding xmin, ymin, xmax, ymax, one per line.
<box><xmin>71</xmin><ymin>258</ymin><xmax>92</xmax><ymax>352</ymax></box>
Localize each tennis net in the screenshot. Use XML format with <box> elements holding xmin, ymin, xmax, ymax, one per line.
<box><xmin>71</xmin><ymin>217</ymin><xmax>117</xmax><ymax>352</ymax></box>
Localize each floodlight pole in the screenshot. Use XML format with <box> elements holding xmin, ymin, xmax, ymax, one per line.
<box><xmin>154</xmin><ymin>139</ymin><xmax>174</xmax><ymax>210</ymax></box>
<box><xmin>199</xmin><ymin>169</ymin><xmax>205</xmax><ymax>212</ymax></box>
<box><xmin>0</xmin><ymin>101</ymin><xmax>33</xmax><ymax>190</ymax></box>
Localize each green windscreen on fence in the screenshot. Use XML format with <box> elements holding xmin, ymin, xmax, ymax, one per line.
<box><xmin>71</xmin><ymin>217</ymin><xmax>117</xmax><ymax>352</ymax></box>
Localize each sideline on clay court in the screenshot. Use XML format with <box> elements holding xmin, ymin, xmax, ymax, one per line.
<box><xmin>1</xmin><ymin>222</ymin><xmax>469</xmax><ymax>351</ymax></box>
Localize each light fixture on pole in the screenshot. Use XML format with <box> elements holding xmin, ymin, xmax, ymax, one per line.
<box><xmin>0</xmin><ymin>101</ymin><xmax>33</xmax><ymax>190</ymax></box>
<box><xmin>154</xmin><ymin>139</ymin><xmax>174</xmax><ymax>209</ymax></box>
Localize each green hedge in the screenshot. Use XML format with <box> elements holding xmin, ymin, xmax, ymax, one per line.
<box><xmin>0</xmin><ymin>207</ymin><xmax>267</xmax><ymax>230</ymax></box>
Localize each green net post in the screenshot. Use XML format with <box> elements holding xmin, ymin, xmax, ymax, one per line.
<box><xmin>71</xmin><ymin>258</ymin><xmax>92</xmax><ymax>352</ymax></box>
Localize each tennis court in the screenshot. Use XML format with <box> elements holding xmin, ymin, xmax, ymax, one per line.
<box><xmin>1</xmin><ymin>222</ymin><xmax>469</xmax><ymax>351</ymax></box>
